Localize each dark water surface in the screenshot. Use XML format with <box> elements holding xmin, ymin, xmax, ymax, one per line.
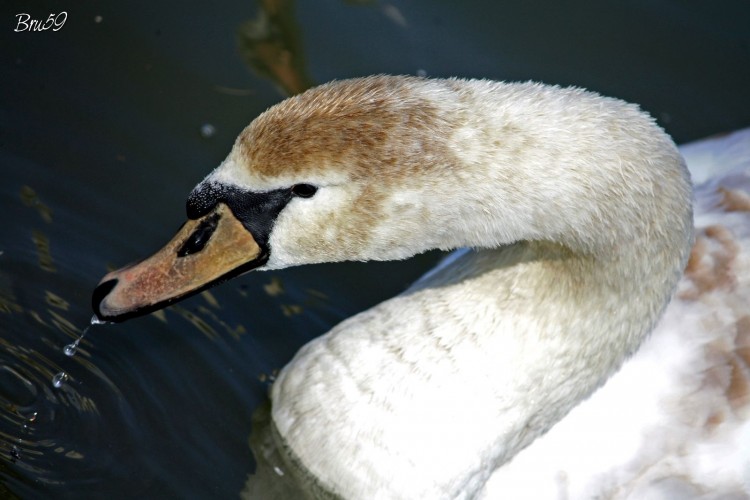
<box><xmin>1</xmin><ymin>0</ymin><xmax>749</xmax><ymax>498</ymax></box>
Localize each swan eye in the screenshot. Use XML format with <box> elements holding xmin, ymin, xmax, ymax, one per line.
<box><xmin>291</xmin><ymin>184</ymin><xmax>318</xmax><ymax>198</ymax></box>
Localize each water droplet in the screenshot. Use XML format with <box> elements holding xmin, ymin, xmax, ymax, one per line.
<box><xmin>62</xmin><ymin>316</ymin><xmax>107</xmax><ymax>358</ymax></box>
<box><xmin>90</xmin><ymin>315</ymin><xmax>111</xmax><ymax>326</ymax></box>
<box><xmin>63</xmin><ymin>341</ymin><xmax>79</xmax><ymax>357</ymax></box>
<box><xmin>52</xmin><ymin>372</ymin><xmax>68</xmax><ymax>388</ymax></box>
<box><xmin>200</xmin><ymin>123</ymin><xmax>216</xmax><ymax>138</ymax></box>
<box><xmin>273</xmin><ymin>466</ymin><xmax>285</xmax><ymax>476</ymax></box>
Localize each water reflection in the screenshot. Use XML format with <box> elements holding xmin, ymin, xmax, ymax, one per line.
<box><xmin>0</xmin><ymin>256</ymin><xmax>126</xmax><ymax>480</ymax></box>
<box><xmin>236</xmin><ymin>0</ymin><xmax>411</xmax><ymax>98</ymax></box>
<box><xmin>0</xmin><ymin>310</ymin><xmax>104</xmax><ymax>482</ymax></box>
<box><xmin>237</xmin><ymin>0</ymin><xmax>315</xmax><ymax>96</ymax></box>
<box><xmin>19</xmin><ymin>186</ymin><xmax>53</xmax><ymax>225</ymax></box>
<box><xmin>242</xmin><ymin>402</ymin><xmax>320</xmax><ymax>500</ymax></box>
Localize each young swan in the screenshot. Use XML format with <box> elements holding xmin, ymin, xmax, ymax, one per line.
<box><xmin>93</xmin><ymin>76</ymin><xmax>693</xmax><ymax>498</ymax></box>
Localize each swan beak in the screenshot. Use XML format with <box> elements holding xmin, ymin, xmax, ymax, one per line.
<box><xmin>92</xmin><ymin>203</ymin><xmax>264</xmax><ymax>322</ymax></box>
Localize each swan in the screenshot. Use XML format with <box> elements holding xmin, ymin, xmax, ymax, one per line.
<box><xmin>92</xmin><ymin>75</ymin><xmax>695</xmax><ymax>498</ymax></box>
<box><xmin>478</xmin><ymin>127</ymin><xmax>750</xmax><ymax>498</ymax></box>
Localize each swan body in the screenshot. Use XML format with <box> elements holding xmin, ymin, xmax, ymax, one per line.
<box><xmin>479</xmin><ymin>128</ymin><xmax>750</xmax><ymax>499</ymax></box>
<box><xmin>93</xmin><ymin>76</ymin><xmax>694</xmax><ymax>498</ymax></box>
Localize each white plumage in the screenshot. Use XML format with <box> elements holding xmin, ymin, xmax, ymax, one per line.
<box><xmin>95</xmin><ymin>76</ymin><xmax>749</xmax><ymax>498</ymax></box>
<box><xmin>481</xmin><ymin>128</ymin><xmax>750</xmax><ymax>499</ymax></box>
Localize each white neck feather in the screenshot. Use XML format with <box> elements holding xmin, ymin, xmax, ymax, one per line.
<box><xmin>239</xmin><ymin>78</ymin><xmax>693</xmax><ymax>498</ymax></box>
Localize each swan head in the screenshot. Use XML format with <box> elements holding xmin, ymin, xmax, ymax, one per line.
<box><xmin>93</xmin><ymin>76</ymin><xmax>458</xmax><ymax>321</ymax></box>
<box><xmin>93</xmin><ymin>75</ymin><xmax>692</xmax><ymax>322</ymax></box>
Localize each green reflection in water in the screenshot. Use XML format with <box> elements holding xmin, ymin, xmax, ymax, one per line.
<box><xmin>31</xmin><ymin>231</ymin><xmax>55</xmax><ymax>274</ymax></box>
<box><xmin>19</xmin><ymin>186</ymin><xmax>53</xmax><ymax>225</ymax></box>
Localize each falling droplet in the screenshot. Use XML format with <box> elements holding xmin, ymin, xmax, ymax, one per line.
<box><xmin>62</xmin><ymin>315</ymin><xmax>107</xmax><ymax>358</ymax></box>
<box><xmin>52</xmin><ymin>372</ymin><xmax>68</xmax><ymax>388</ymax></box>
<box><xmin>63</xmin><ymin>340</ymin><xmax>79</xmax><ymax>357</ymax></box>
<box><xmin>90</xmin><ymin>314</ymin><xmax>111</xmax><ymax>326</ymax></box>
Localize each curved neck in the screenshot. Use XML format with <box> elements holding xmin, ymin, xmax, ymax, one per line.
<box><xmin>265</xmin><ymin>80</ymin><xmax>694</xmax><ymax>499</ymax></box>
<box><xmin>358</xmin><ymin>81</ymin><xmax>691</xmax><ymax>266</ymax></box>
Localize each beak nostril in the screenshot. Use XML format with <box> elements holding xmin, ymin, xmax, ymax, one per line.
<box><xmin>92</xmin><ymin>279</ymin><xmax>118</xmax><ymax>319</ymax></box>
<box><xmin>177</xmin><ymin>212</ymin><xmax>220</xmax><ymax>257</ymax></box>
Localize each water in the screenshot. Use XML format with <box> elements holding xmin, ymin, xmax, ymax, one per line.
<box><xmin>51</xmin><ymin>372</ymin><xmax>69</xmax><ymax>389</ymax></box>
<box><xmin>54</xmin><ymin>316</ymin><xmax>108</xmax><ymax>387</ymax></box>
<box><xmin>90</xmin><ymin>316</ymin><xmax>109</xmax><ymax>326</ymax></box>
<box><xmin>1</xmin><ymin>0</ymin><xmax>748</xmax><ymax>498</ymax></box>
<box><xmin>62</xmin><ymin>315</ymin><xmax>103</xmax><ymax>358</ymax></box>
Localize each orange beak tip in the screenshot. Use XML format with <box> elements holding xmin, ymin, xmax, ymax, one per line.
<box><xmin>91</xmin><ymin>203</ymin><xmax>264</xmax><ymax>322</ymax></box>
